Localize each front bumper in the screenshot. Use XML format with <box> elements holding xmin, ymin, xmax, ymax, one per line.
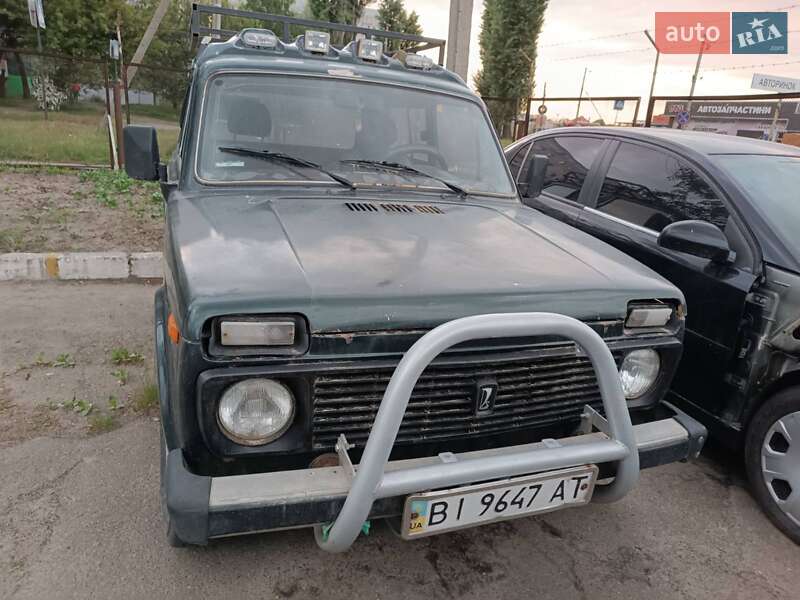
<box><xmin>166</xmin><ymin>401</ymin><xmax>706</xmax><ymax>545</ymax></box>
<box><xmin>166</xmin><ymin>313</ymin><xmax>704</xmax><ymax>549</ymax></box>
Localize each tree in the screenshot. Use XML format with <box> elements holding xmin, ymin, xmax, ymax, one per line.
<box><xmin>240</xmin><ymin>0</ymin><xmax>302</xmax><ymax>39</ymax></box>
<box><xmin>243</xmin><ymin>0</ymin><xmax>296</xmax><ymax>15</ymax></box>
<box><xmin>130</xmin><ymin>0</ymin><xmax>193</xmax><ymax>109</ymax></box>
<box><xmin>0</xmin><ymin>1</ymin><xmax>37</xmax><ymax>97</ymax></box>
<box><xmin>377</xmin><ymin>0</ymin><xmax>422</xmax><ymax>51</ymax></box>
<box><xmin>475</xmin><ymin>0</ymin><xmax>547</xmax><ymax>134</ymax></box>
<box><xmin>309</xmin><ymin>0</ymin><xmax>370</xmax><ymax>26</ymax></box>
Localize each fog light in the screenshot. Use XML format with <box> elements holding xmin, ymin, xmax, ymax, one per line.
<box><xmin>242</xmin><ymin>29</ymin><xmax>278</xmax><ymax>49</ymax></box>
<box><xmin>304</xmin><ymin>30</ymin><xmax>330</xmax><ymax>54</ymax></box>
<box><xmin>218</xmin><ymin>379</ymin><xmax>295</xmax><ymax>445</ymax></box>
<box><xmin>619</xmin><ymin>349</ymin><xmax>660</xmax><ymax>399</ymax></box>
<box><xmin>404</xmin><ymin>53</ymin><xmax>433</xmax><ymax>70</ymax></box>
<box><xmin>357</xmin><ymin>38</ymin><xmax>383</xmax><ymax>61</ymax></box>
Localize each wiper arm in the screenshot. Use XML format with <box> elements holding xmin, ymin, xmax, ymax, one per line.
<box><xmin>342</xmin><ymin>159</ymin><xmax>468</xmax><ymax>197</ymax></box>
<box><xmin>219</xmin><ymin>146</ymin><xmax>356</xmax><ymax>189</ymax></box>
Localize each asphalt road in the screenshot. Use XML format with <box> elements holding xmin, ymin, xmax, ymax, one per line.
<box><xmin>1</xmin><ymin>282</ymin><xmax>799</xmax><ymax>600</ymax></box>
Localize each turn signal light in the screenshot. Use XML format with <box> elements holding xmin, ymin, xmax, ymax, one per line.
<box><xmin>167</xmin><ymin>313</ymin><xmax>180</xmax><ymax>344</ymax></box>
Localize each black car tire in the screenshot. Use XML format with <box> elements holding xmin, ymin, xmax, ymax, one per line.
<box><xmin>745</xmin><ymin>387</ymin><xmax>800</xmax><ymax>545</ymax></box>
<box><xmin>160</xmin><ymin>427</ymin><xmax>186</xmax><ymax>548</ymax></box>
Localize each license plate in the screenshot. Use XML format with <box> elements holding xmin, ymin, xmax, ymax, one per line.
<box><xmin>401</xmin><ymin>465</ymin><xmax>598</xmax><ymax>539</ymax></box>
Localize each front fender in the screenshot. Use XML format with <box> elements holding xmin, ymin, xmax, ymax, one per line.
<box><xmin>154</xmin><ymin>286</ymin><xmax>177</xmax><ymax>449</ymax></box>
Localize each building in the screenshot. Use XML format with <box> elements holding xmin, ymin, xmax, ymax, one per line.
<box><xmin>658</xmin><ymin>100</ymin><xmax>800</xmax><ymax>143</ymax></box>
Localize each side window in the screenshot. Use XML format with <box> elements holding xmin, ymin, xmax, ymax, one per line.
<box><xmin>506</xmin><ymin>142</ymin><xmax>531</xmax><ymax>178</ymax></box>
<box><xmin>527</xmin><ymin>136</ymin><xmax>605</xmax><ymax>202</ymax></box>
<box><xmin>596</xmin><ymin>142</ymin><xmax>728</xmax><ymax>232</ymax></box>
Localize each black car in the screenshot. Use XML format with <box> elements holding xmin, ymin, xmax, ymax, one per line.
<box><xmin>506</xmin><ymin>127</ymin><xmax>800</xmax><ymax>543</ymax></box>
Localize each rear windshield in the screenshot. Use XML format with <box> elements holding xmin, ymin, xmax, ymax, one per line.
<box><xmin>714</xmin><ymin>154</ymin><xmax>800</xmax><ymax>253</ymax></box>
<box><xmin>195</xmin><ymin>73</ymin><xmax>514</xmax><ymax>196</ymax></box>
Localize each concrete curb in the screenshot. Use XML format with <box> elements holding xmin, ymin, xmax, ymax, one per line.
<box><xmin>0</xmin><ymin>252</ymin><xmax>163</xmax><ymax>281</ymax></box>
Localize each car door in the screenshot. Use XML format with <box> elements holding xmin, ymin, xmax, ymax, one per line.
<box><xmin>508</xmin><ymin>135</ymin><xmax>609</xmax><ymax>226</ymax></box>
<box><xmin>574</xmin><ymin>139</ymin><xmax>758</xmax><ymax>416</ymax></box>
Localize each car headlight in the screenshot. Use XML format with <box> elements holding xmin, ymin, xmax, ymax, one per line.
<box><xmin>619</xmin><ymin>349</ymin><xmax>660</xmax><ymax>399</ymax></box>
<box><xmin>217</xmin><ymin>378</ymin><xmax>295</xmax><ymax>445</ymax></box>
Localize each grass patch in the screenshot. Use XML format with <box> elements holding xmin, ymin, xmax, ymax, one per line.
<box><xmin>0</xmin><ymin>228</ymin><xmax>26</xmax><ymax>252</ymax></box>
<box><xmin>111</xmin><ymin>369</ymin><xmax>129</xmax><ymax>385</ymax></box>
<box><xmin>33</xmin><ymin>352</ymin><xmax>76</xmax><ymax>368</ymax></box>
<box><xmin>132</xmin><ymin>384</ymin><xmax>159</xmax><ymax>413</ymax></box>
<box><xmin>78</xmin><ymin>170</ymin><xmax>163</xmax><ymax>218</ymax></box>
<box><xmin>49</xmin><ymin>396</ymin><xmax>94</xmax><ymax>416</ymax></box>
<box><xmin>107</xmin><ymin>395</ymin><xmax>123</xmax><ymax>411</ymax></box>
<box><xmin>110</xmin><ymin>348</ymin><xmax>144</xmax><ymax>365</ymax></box>
<box><xmin>129</xmin><ymin>104</ymin><xmax>179</xmax><ymax>122</ymax></box>
<box><xmin>79</xmin><ymin>170</ymin><xmax>134</xmax><ymax>207</ymax></box>
<box><xmin>0</xmin><ymin>99</ymin><xmax>178</xmax><ymax>164</ymax></box>
<box><xmin>88</xmin><ymin>413</ymin><xmax>119</xmax><ymax>434</ymax></box>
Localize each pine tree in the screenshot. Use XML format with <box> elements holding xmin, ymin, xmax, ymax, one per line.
<box><xmin>377</xmin><ymin>0</ymin><xmax>422</xmax><ymax>51</ymax></box>
<box><xmin>309</xmin><ymin>0</ymin><xmax>370</xmax><ymax>26</ymax></box>
<box><xmin>475</xmin><ymin>0</ymin><xmax>547</xmax><ymax>132</ymax></box>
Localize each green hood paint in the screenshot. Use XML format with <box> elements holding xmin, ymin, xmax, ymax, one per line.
<box><xmin>167</xmin><ymin>192</ymin><xmax>683</xmax><ymax>340</ymax></box>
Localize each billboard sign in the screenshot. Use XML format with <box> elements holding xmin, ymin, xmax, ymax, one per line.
<box><xmin>751</xmin><ymin>73</ymin><xmax>800</xmax><ymax>93</ymax></box>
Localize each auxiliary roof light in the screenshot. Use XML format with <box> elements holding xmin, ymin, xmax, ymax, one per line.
<box><xmin>241</xmin><ymin>29</ymin><xmax>278</xmax><ymax>49</ymax></box>
<box><xmin>304</xmin><ymin>30</ymin><xmax>331</xmax><ymax>54</ymax></box>
<box><xmin>357</xmin><ymin>38</ymin><xmax>383</xmax><ymax>62</ymax></box>
<box><xmin>403</xmin><ymin>52</ymin><xmax>434</xmax><ymax>70</ymax></box>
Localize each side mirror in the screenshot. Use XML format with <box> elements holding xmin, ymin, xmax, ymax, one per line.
<box><xmin>124</xmin><ymin>125</ymin><xmax>160</xmax><ymax>181</ymax></box>
<box><xmin>520</xmin><ymin>154</ymin><xmax>548</xmax><ymax>206</ymax></box>
<box><xmin>657</xmin><ymin>220</ymin><xmax>734</xmax><ymax>264</ymax></box>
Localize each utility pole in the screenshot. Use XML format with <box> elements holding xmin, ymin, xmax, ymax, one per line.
<box><xmin>28</xmin><ymin>0</ymin><xmax>48</xmax><ymax>120</ymax></box>
<box><xmin>34</xmin><ymin>20</ymin><xmax>47</xmax><ymax>121</ymax></box>
<box><xmin>126</xmin><ymin>0</ymin><xmax>171</xmax><ymax>85</ymax></box>
<box><xmin>684</xmin><ymin>42</ymin><xmax>706</xmax><ymax>128</ymax></box>
<box><xmin>446</xmin><ymin>0</ymin><xmax>474</xmax><ymax>82</ymax></box>
<box><xmin>644</xmin><ymin>29</ymin><xmax>659</xmax><ymax>126</ymax></box>
<box><xmin>575</xmin><ymin>67</ymin><xmax>587</xmax><ymax>120</ymax></box>
<box><xmin>212</xmin><ymin>1</ymin><xmax>222</xmax><ymax>39</ymax></box>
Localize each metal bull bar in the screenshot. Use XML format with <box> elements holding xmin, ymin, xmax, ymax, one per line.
<box><xmin>314</xmin><ymin>313</ymin><xmax>640</xmax><ymax>552</ymax></box>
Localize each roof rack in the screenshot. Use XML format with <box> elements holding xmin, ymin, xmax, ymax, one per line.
<box><xmin>190</xmin><ymin>3</ymin><xmax>447</xmax><ymax>65</ymax></box>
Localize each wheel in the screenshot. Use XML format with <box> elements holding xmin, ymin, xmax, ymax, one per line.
<box><xmin>745</xmin><ymin>387</ymin><xmax>800</xmax><ymax>544</ymax></box>
<box><xmin>160</xmin><ymin>426</ymin><xmax>186</xmax><ymax>548</ymax></box>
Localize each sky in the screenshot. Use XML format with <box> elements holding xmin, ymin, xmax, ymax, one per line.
<box><xmin>396</xmin><ymin>0</ymin><xmax>799</xmax><ymax>121</ymax></box>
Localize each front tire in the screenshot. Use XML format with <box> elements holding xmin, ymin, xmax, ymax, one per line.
<box><xmin>160</xmin><ymin>426</ymin><xmax>186</xmax><ymax>548</ymax></box>
<box><xmin>745</xmin><ymin>387</ymin><xmax>800</xmax><ymax>545</ymax></box>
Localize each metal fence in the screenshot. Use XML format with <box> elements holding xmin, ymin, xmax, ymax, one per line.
<box><xmin>482</xmin><ymin>95</ymin><xmax>642</xmax><ymax>143</ymax></box>
<box><xmin>0</xmin><ymin>47</ymin><xmax>188</xmax><ymax>167</ymax></box>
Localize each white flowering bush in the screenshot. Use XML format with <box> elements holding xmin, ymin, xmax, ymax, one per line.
<box><xmin>31</xmin><ymin>76</ymin><xmax>68</xmax><ymax>112</ymax></box>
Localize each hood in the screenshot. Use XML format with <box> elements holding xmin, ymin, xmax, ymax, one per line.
<box><xmin>168</xmin><ymin>193</ymin><xmax>683</xmax><ymax>339</ymax></box>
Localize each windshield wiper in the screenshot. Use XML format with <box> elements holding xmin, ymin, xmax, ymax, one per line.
<box><xmin>341</xmin><ymin>159</ymin><xmax>468</xmax><ymax>197</ymax></box>
<box><xmin>219</xmin><ymin>146</ymin><xmax>356</xmax><ymax>189</ymax></box>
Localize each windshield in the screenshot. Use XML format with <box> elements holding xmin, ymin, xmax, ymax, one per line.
<box><xmin>714</xmin><ymin>154</ymin><xmax>800</xmax><ymax>252</ymax></box>
<box><xmin>195</xmin><ymin>73</ymin><xmax>514</xmax><ymax>195</ymax></box>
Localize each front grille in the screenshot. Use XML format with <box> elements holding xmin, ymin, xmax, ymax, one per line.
<box><xmin>311</xmin><ymin>344</ymin><xmax>620</xmax><ymax>450</ymax></box>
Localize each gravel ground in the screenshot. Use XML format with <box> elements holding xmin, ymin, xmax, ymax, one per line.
<box><xmin>1</xmin><ymin>282</ymin><xmax>798</xmax><ymax>600</ymax></box>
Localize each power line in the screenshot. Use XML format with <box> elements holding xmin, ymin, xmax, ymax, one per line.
<box><xmin>538</xmin><ymin>2</ymin><xmax>798</xmax><ymax>50</ymax></box>
<box><xmin>540</xmin><ymin>30</ymin><xmax>640</xmax><ymax>49</ymax></box>
<box><xmin>704</xmin><ymin>58</ymin><xmax>800</xmax><ymax>72</ymax></box>
<box><xmin>544</xmin><ymin>30</ymin><xmax>799</xmax><ymax>65</ymax></box>
<box><xmin>550</xmin><ymin>47</ymin><xmax>652</xmax><ymax>62</ymax></box>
